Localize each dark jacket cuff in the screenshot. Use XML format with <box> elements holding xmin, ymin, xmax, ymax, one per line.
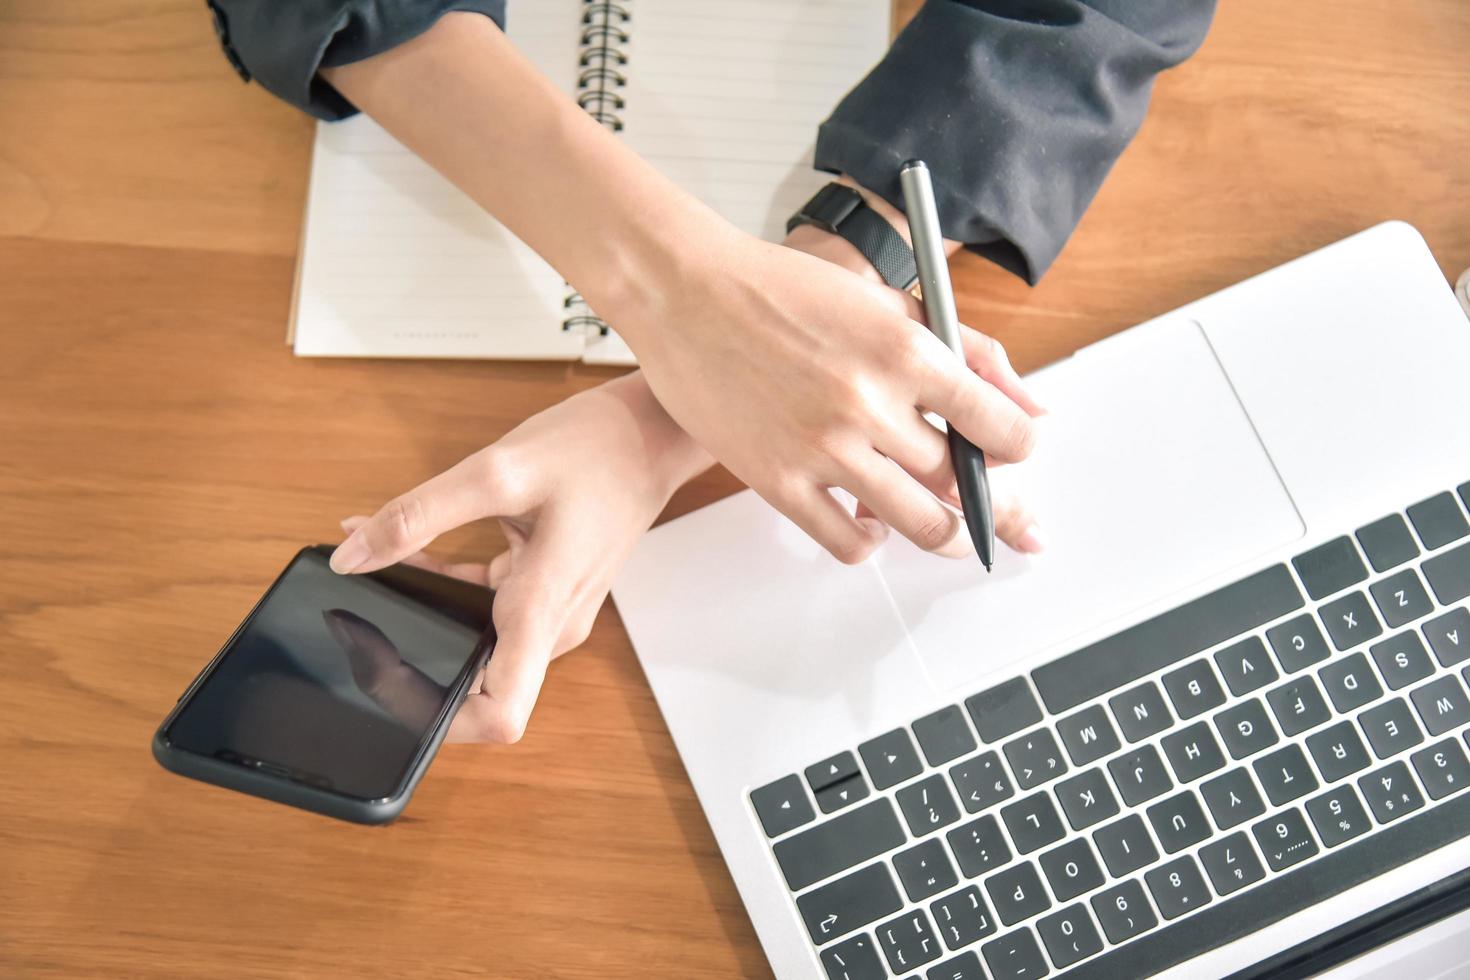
<box><xmin>206</xmin><ymin>0</ymin><xmax>508</xmax><ymax>121</ymax></box>
<box><xmin>815</xmin><ymin>0</ymin><xmax>1214</xmax><ymax>284</ymax></box>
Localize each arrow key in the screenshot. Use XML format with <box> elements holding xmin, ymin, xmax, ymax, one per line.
<box><xmin>817</xmin><ymin>774</ymin><xmax>871</xmax><ymax>814</ymax></box>
<box><xmin>860</xmin><ymin>728</ymin><xmax>924</xmax><ymax>790</ymax></box>
<box><xmin>806</xmin><ymin>751</ymin><xmax>861</xmax><ymax>793</ymax></box>
<box><xmin>750</xmin><ymin>774</ymin><xmax>814</xmax><ymax>838</ymax></box>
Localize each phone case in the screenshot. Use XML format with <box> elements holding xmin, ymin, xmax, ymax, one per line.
<box><xmin>152</xmin><ymin>545</ymin><xmax>493</xmax><ymax>825</ymax></box>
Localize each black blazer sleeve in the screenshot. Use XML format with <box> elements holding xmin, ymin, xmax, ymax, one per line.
<box><xmin>205</xmin><ymin>0</ymin><xmax>507</xmax><ymax>121</ymax></box>
<box><xmin>815</xmin><ymin>0</ymin><xmax>1216</xmax><ymax>283</ymax></box>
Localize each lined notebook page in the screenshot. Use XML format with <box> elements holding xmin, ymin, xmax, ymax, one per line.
<box><xmin>619</xmin><ymin>0</ymin><xmax>890</xmax><ymax>243</ymax></box>
<box><xmin>293</xmin><ymin>1</ymin><xmax>587</xmax><ymax>359</ymax></box>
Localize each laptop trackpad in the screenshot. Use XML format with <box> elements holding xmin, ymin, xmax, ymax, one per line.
<box><xmin>877</xmin><ymin>319</ymin><xmax>1306</xmax><ymax>696</ymax></box>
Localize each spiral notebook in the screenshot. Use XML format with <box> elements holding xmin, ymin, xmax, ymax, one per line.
<box><xmin>289</xmin><ymin>0</ymin><xmax>891</xmax><ymax>364</ymax></box>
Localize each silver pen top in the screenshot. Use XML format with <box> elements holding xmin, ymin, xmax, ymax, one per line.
<box><xmin>898</xmin><ymin>160</ymin><xmax>964</xmax><ymax>360</ymax></box>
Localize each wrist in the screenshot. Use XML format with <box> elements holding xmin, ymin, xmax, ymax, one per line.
<box><xmin>605</xmin><ymin>372</ymin><xmax>713</xmax><ymax>497</ymax></box>
<box><xmin>783</xmin><ymin>223</ymin><xmax>886</xmax><ymax>285</ymax></box>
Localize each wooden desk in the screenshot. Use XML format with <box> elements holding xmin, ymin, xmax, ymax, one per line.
<box><xmin>2</xmin><ymin>2</ymin><xmax>1467</xmax><ymax>976</ymax></box>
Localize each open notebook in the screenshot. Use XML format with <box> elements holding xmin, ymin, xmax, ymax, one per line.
<box><xmin>290</xmin><ymin>0</ymin><xmax>891</xmax><ymax>364</ymax></box>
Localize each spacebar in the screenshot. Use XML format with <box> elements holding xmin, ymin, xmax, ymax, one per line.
<box><xmin>1032</xmin><ymin>564</ymin><xmax>1303</xmax><ymax>714</ymax></box>
<box><xmin>1056</xmin><ymin>789</ymin><xmax>1470</xmax><ymax>979</ymax></box>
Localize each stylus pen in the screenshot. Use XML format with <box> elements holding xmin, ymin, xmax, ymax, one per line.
<box><xmin>899</xmin><ymin>160</ymin><xmax>996</xmax><ymax>571</ymax></box>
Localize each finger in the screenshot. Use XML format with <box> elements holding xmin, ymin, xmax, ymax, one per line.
<box><xmin>872</xmin><ymin>409</ymin><xmax>963</xmax><ymax>509</ymax></box>
<box><xmin>769</xmin><ymin>483</ymin><xmax>888</xmax><ymax>565</ymax></box>
<box><xmin>992</xmin><ymin>484</ymin><xmax>1046</xmax><ymax>555</ymax></box>
<box><xmin>914</xmin><ymin>336</ymin><xmax>1039</xmax><ymax>465</ymax></box>
<box><xmin>447</xmin><ymin>572</ymin><xmax>561</xmax><ymax>744</ymax></box>
<box><xmin>340</xmin><ymin>517</ymin><xmax>494</xmax><ymax>586</ymax></box>
<box><xmin>487</xmin><ymin>550</ymin><xmax>512</xmax><ymax>590</ymax></box>
<box><xmin>331</xmin><ymin>449</ymin><xmax>527</xmax><ymax>575</ymax></box>
<box><xmin>843</xmin><ymin>452</ymin><xmax>969</xmax><ymax>559</ymax></box>
<box><xmin>960</xmin><ymin>325</ymin><xmax>1046</xmax><ymax>417</ymax></box>
<box><xmin>321</xmin><ymin>608</ymin><xmax>446</xmax><ymax>731</ymax></box>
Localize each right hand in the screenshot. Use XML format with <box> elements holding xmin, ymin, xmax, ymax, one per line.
<box><xmin>616</xmin><ymin>232</ymin><xmax>1046</xmax><ymax>565</ymax></box>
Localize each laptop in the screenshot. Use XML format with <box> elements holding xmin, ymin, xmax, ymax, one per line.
<box><xmin>611</xmin><ymin>221</ymin><xmax>1470</xmax><ymax>978</ymax></box>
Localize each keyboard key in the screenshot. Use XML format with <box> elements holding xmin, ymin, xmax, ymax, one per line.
<box><xmin>946</xmin><ymin>815</ymin><xmax>1011</xmax><ymax>878</ymax></box>
<box><xmin>925</xmin><ymin>950</ymin><xmax>986</xmax><ymax>980</ymax></box>
<box><xmin>930</xmin><ymin>886</ymin><xmax>998</xmax><ymax>951</ymax></box>
<box><xmin>1000</xmin><ymin>792</ymin><xmax>1065</xmax><ymax>854</ymax></box>
<box><xmin>1214</xmin><ymin>636</ymin><xmax>1278</xmax><ymax>696</ymax></box>
<box><xmin>807</xmin><ymin>751</ymin><xmax>861</xmax><ymax>792</ymax></box>
<box><xmin>1200</xmin><ymin>767</ymin><xmax>1266</xmax><ymax>829</ymax></box>
<box><xmin>1052</xmin><ymin>787</ymin><xmax>1470</xmax><ymax>978</ymax></box>
<box><xmin>949</xmin><ymin>751</ymin><xmax>1015</xmax><ymax>814</ymax></box>
<box><xmin>1370</xmin><ymin>631</ymin><xmax>1435</xmax><ymax>690</ymax></box>
<box><xmin>1411</xmin><ymin>738</ymin><xmax>1470</xmax><ymax>799</ymax></box>
<box><xmin>1056</xmin><ymin>704</ymin><xmax>1120</xmax><ymax>767</ymax></box>
<box><xmin>1252</xmin><ymin>808</ymin><xmax>1319</xmax><ymax>871</ymax></box>
<box><xmin>1292</xmin><ymin>535</ymin><xmax>1367</xmax><ymax>600</ymax></box>
<box><xmin>1039</xmin><ymin>838</ymin><xmax>1104</xmax><ymax>902</ymax></box>
<box><xmin>1267</xmin><ymin>614</ymin><xmax>1332</xmax><ymax>673</ymax></box>
<box><xmin>1265</xmin><ymin>675</ymin><xmax>1331</xmax><ymax>736</ymax></box>
<box><xmin>1091</xmin><ymin>880</ymin><xmax>1157</xmax><ymax>944</ymax></box>
<box><xmin>1036</xmin><ymin>904</ymin><xmax>1104</xmax><ymax>968</ymax></box>
<box><xmin>1461</xmin><ymin>482</ymin><xmax>1470</xmax><ymax>512</ymax></box>
<box><xmin>981</xmin><ymin>928</ymin><xmax>1049</xmax><ymax>980</ymax></box>
<box><xmin>1161</xmin><ymin>722</ymin><xmax>1226</xmax><ymax>783</ymax></box>
<box><xmin>1198</xmin><ymin>832</ymin><xmax>1265</xmax><ymax>896</ymax></box>
<box><xmin>894</xmin><ymin>839</ymin><xmax>959</xmax><ymax>902</ymax></box>
<box><xmin>798</xmin><ymin>862</ymin><xmax>904</xmax><ymax>943</ymax></box>
<box><xmin>876</xmin><ymin>909</ymin><xmax>942</xmax><ymax>974</ymax></box>
<box><xmin>1305</xmin><ymin>720</ymin><xmax>1372</xmax><ymax>783</ymax></box>
<box><xmin>1253</xmin><ymin>744</ymin><xmax>1319</xmax><ymax>806</ymax></box>
<box><xmin>1093</xmin><ymin>813</ymin><xmax>1159</xmax><ymax>877</ymax></box>
<box><xmin>897</xmin><ymin>775</ymin><xmax>962</xmax><ymax>837</ymax></box>
<box><xmin>775</xmin><ymin>799</ymin><xmax>905</xmax><ymax>891</ymax></box>
<box><xmin>1162</xmin><ymin>659</ymin><xmax>1227</xmax><ymax>720</ymax></box>
<box><xmin>1146</xmin><ymin>856</ymin><xmax>1211</xmax><ymax>920</ymax></box>
<box><xmin>1410</xmin><ymin>675</ymin><xmax>1470</xmax><ymax>736</ymax></box>
<box><xmin>1109</xmin><ymin>682</ymin><xmax>1173</xmax><ymax>743</ymax></box>
<box><xmin>985</xmin><ymin>862</ymin><xmax>1050</xmax><ymax>926</ymax></box>
<box><xmin>914</xmin><ymin>705</ymin><xmax>978</xmax><ymax>767</ymax></box>
<box><xmin>1358</xmin><ymin>760</ymin><xmax>1424</xmax><ymax>823</ymax></box>
<box><xmin>1214</xmin><ymin>698</ymin><xmax>1280</xmax><ymax>759</ymax></box>
<box><xmin>1357</xmin><ymin>513</ymin><xmax>1420</xmax><ymax>572</ymax></box>
<box><xmin>750</xmin><ymin>774</ymin><xmax>814</xmax><ymax>837</ymax></box>
<box><xmin>1423</xmin><ymin>541</ymin><xmax>1470</xmax><ymax>605</ymax></box>
<box><xmin>1408</xmin><ymin>491</ymin><xmax>1469</xmax><ymax>550</ymax></box>
<box><xmin>1320</xmin><ymin>591</ymin><xmax>1382</xmax><ymax>651</ymax></box>
<box><xmin>1107</xmin><ymin>744</ymin><xmax>1173</xmax><ymax>805</ymax></box>
<box><xmin>1305</xmin><ymin>784</ymin><xmax>1372</xmax><ymax>847</ymax></box>
<box><xmin>1055</xmin><ymin>768</ymin><xmax>1120</xmax><ymax>831</ymax></box>
<box><xmin>816</xmin><ymin>776</ymin><xmax>870</xmax><ymax>814</ymax></box>
<box><xmin>966</xmin><ymin>678</ymin><xmax>1043</xmax><ymax>744</ymax></box>
<box><xmin>859</xmin><ymin>728</ymin><xmax>924</xmax><ymax>791</ymax></box>
<box><xmin>1359</xmin><ymin>697</ymin><xmax>1424</xmax><ymax>759</ymax></box>
<box><xmin>1318</xmin><ymin>651</ymin><xmax>1383</xmax><ymax>712</ymax></box>
<box><xmin>1003</xmin><ymin>729</ymin><xmax>1068</xmax><ymax>789</ymax></box>
<box><xmin>1033</xmin><ymin>563</ymin><xmax>1303</xmax><ymax>714</ymax></box>
<box><xmin>1146</xmin><ymin>790</ymin><xmax>1210</xmax><ymax>853</ymax></box>
<box><xmin>1370</xmin><ymin>569</ymin><xmax>1434</xmax><ymax>629</ymax></box>
<box><xmin>1424</xmin><ymin>607</ymin><xmax>1470</xmax><ymax>667</ymax></box>
<box><xmin>821</xmin><ymin>934</ymin><xmax>886</xmax><ymax>980</ymax></box>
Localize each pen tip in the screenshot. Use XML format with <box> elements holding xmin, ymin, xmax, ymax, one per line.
<box><xmin>982</xmin><ymin>559</ymin><xmax>993</xmax><ymax>573</ymax></box>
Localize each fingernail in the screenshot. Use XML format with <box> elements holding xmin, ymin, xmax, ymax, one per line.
<box><xmin>1015</xmin><ymin>523</ymin><xmax>1047</xmax><ymax>555</ymax></box>
<box><xmin>330</xmin><ymin>533</ymin><xmax>371</xmax><ymax>574</ymax></box>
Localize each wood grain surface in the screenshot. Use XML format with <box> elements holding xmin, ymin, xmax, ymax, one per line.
<box><xmin>1</xmin><ymin>2</ymin><xmax>1467</xmax><ymax>977</ymax></box>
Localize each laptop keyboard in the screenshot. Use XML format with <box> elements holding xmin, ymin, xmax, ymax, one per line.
<box><xmin>749</xmin><ymin>482</ymin><xmax>1470</xmax><ymax>979</ymax></box>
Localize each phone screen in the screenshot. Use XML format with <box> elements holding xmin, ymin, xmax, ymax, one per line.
<box><xmin>163</xmin><ymin>547</ymin><xmax>492</xmax><ymax>801</ymax></box>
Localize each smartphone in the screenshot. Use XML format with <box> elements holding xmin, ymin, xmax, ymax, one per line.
<box><xmin>153</xmin><ymin>545</ymin><xmax>495</xmax><ymax>824</ymax></box>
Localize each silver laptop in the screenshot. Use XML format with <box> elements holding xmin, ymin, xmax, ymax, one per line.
<box><xmin>612</xmin><ymin>221</ymin><xmax>1470</xmax><ymax>979</ymax></box>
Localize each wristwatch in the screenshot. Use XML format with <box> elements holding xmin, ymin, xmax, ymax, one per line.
<box><xmin>787</xmin><ymin>183</ymin><xmax>918</xmax><ymax>290</ymax></box>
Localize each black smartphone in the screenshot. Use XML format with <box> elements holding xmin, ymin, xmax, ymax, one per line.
<box><xmin>153</xmin><ymin>545</ymin><xmax>495</xmax><ymax>824</ymax></box>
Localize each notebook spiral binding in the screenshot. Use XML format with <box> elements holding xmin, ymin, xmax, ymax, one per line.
<box><xmin>562</xmin><ymin>1</ymin><xmax>634</xmax><ymax>338</ymax></box>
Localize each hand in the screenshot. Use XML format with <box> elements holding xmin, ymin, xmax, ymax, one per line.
<box><xmin>326</xmin><ymin>373</ymin><xmax>710</xmax><ymax>743</ymax></box>
<box><xmin>782</xmin><ymin>194</ymin><xmax>1046</xmax><ymax>557</ymax></box>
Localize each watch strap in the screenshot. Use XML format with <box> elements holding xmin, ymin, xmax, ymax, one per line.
<box><xmin>788</xmin><ymin>184</ymin><xmax>918</xmax><ymax>290</ymax></box>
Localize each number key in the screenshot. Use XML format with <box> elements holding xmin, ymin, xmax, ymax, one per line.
<box><xmin>1306</xmin><ymin>785</ymin><xmax>1372</xmax><ymax>847</ymax></box>
<box><xmin>1251</xmin><ymin>808</ymin><xmax>1319</xmax><ymax>872</ymax></box>
<box><xmin>1036</xmin><ymin>904</ymin><xmax>1104</xmax><ymax>969</ymax></box>
<box><xmin>1091</xmin><ymin>880</ymin><xmax>1158</xmax><ymax>943</ymax></box>
<box><xmin>1358</xmin><ymin>760</ymin><xmax>1425</xmax><ymax>823</ymax></box>
<box><xmin>1198</xmin><ymin>831</ymin><xmax>1266</xmax><ymax>896</ymax></box>
<box><xmin>1410</xmin><ymin>738</ymin><xmax>1470</xmax><ymax>799</ymax></box>
<box><xmin>1145</xmin><ymin>856</ymin><xmax>1211</xmax><ymax>919</ymax></box>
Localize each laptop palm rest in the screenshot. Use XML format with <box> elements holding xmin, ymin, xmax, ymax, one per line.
<box><xmin>877</xmin><ymin>318</ymin><xmax>1305</xmax><ymax>696</ymax></box>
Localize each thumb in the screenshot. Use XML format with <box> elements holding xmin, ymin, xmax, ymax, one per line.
<box><xmin>330</xmin><ymin>449</ymin><xmax>527</xmax><ymax>575</ymax></box>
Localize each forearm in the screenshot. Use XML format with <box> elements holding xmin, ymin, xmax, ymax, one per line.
<box><xmin>320</xmin><ymin>12</ymin><xmax>730</xmax><ymax>350</ymax></box>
